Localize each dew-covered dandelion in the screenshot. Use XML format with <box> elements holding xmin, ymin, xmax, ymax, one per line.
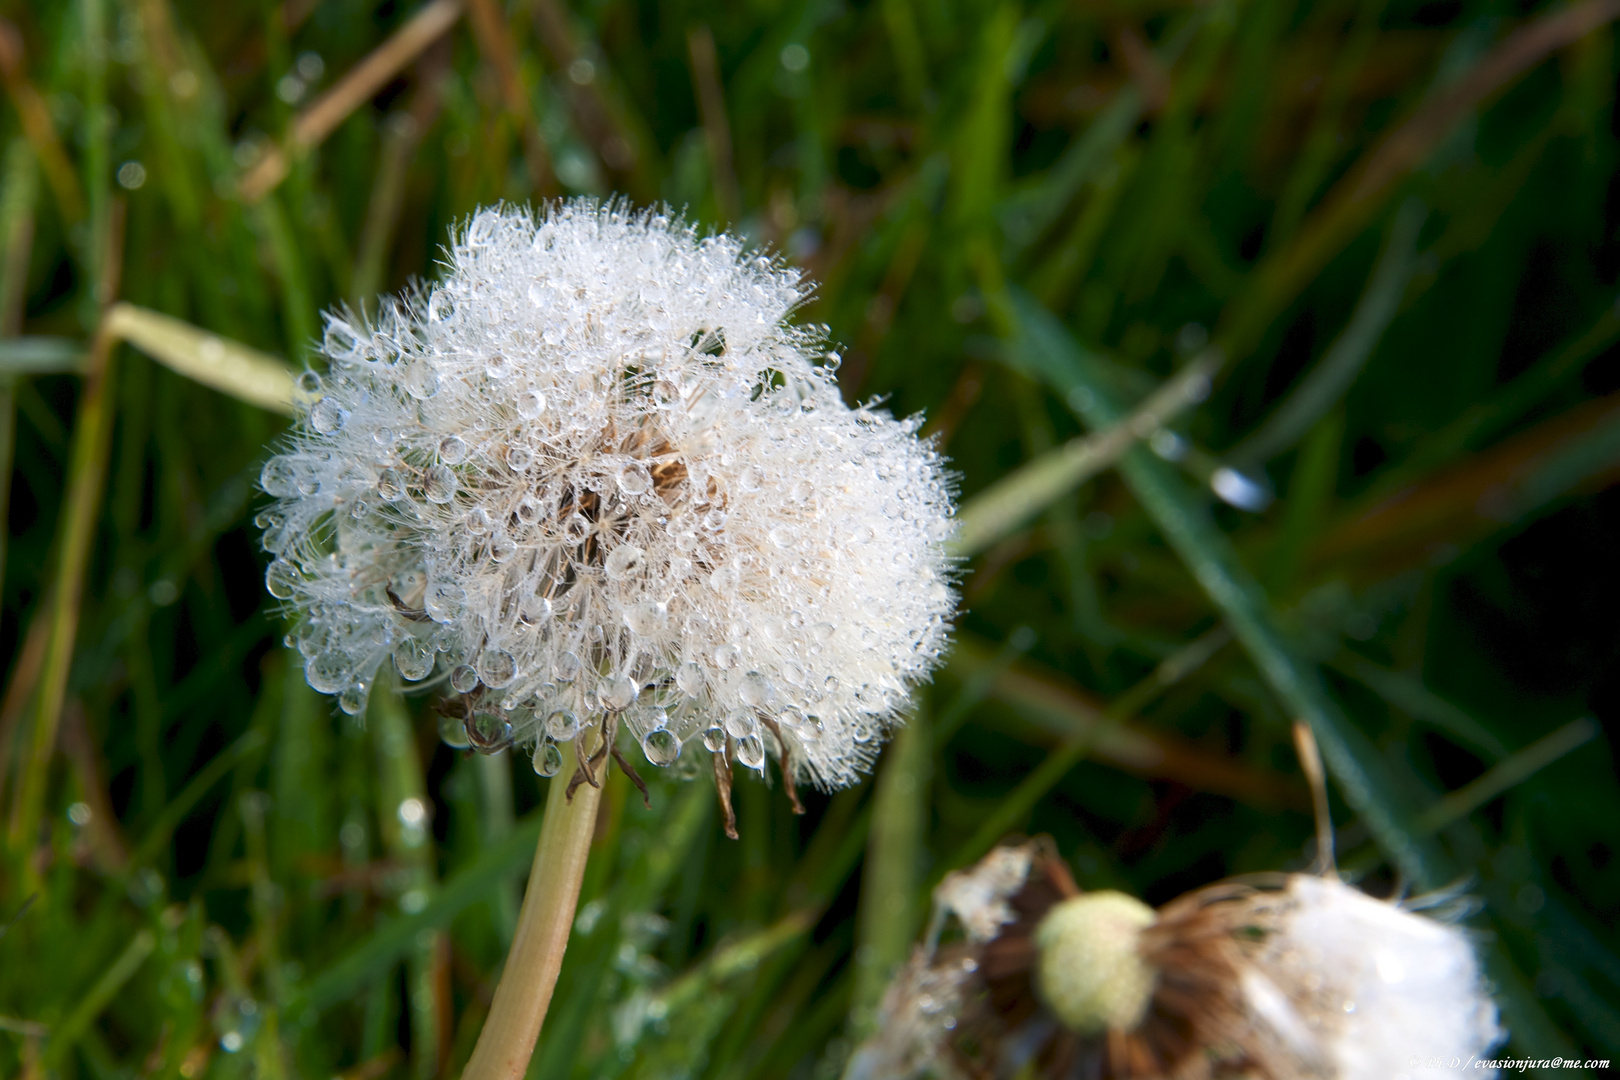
<box><xmin>257</xmin><ymin>201</ymin><xmax>956</xmax><ymax>815</ymax></box>
<box><xmin>848</xmin><ymin>841</ymin><xmax>1504</xmax><ymax>1080</ymax></box>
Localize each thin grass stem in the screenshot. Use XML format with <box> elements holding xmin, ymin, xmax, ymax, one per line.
<box><xmin>952</xmin><ymin>351</ymin><xmax>1218</xmax><ymax>556</ymax></box>
<box><xmin>239</xmin><ymin>0</ymin><xmax>464</xmax><ymax>201</ymax></box>
<box><xmin>7</xmin><ymin>202</ymin><xmax>123</xmax><ymax>874</ymax></box>
<box><xmin>849</xmin><ymin>701</ymin><xmax>929</xmax><ymax>1038</ymax></box>
<box><xmin>105</xmin><ymin>302</ymin><xmax>301</xmax><ymax>414</ymax></box>
<box><xmin>1414</xmin><ymin>717</ymin><xmax>1598</xmax><ymax>835</ymax></box>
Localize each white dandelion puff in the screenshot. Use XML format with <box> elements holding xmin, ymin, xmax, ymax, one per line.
<box><xmin>1242</xmin><ymin>874</ymin><xmax>1505</xmax><ymax>1080</ymax></box>
<box><xmin>259</xmin><ymin>200</ymin><xmax>957</xmax><ymax>791</ymax></box>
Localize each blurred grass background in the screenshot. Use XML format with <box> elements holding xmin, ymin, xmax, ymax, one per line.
<box><xmin>0</xmin><ymin>0</ymin><xmax>1617</xmax><ymax>1076</ymax></box>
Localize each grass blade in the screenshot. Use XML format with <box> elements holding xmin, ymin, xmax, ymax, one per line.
<box><xmin>1004</xmin><ymin>288</ymin><xmax>1446</xmax><ymax>889</ymax></box>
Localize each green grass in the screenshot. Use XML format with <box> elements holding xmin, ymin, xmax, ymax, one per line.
<box><xmin>1</xmin><ymin>0</ymin><xmax>1618</xmax><ymax>1077</ymax></box>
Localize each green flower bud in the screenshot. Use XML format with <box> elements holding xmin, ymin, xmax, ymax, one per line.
<box><xmin>1034</xmin><ymin>890</ymin><xmax>1157</xmax><ymax>1035</ymax></box>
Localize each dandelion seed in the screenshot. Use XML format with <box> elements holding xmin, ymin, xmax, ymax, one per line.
<box><xmin>259</xmin><ymin>200</ymin><xmax>956</xmax><ymax>794</ymax></box>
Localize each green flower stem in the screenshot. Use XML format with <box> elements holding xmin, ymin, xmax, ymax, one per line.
<box><xmin>461</xmin><ymin>739</ymin><xmax>603</xmax><ymax>1080</ymax></box>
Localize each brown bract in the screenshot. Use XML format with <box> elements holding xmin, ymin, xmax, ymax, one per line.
<box><xmin>860</xmin><ymin>840</ymin><xmax>1332</xmax><ymax>1080</ymax></box>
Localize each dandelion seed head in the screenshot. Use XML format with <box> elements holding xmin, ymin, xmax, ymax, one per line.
<box><xmin>1245</xmin><ymin>875</ymin><xmax>1503</xmax><ymax>1080</ymax></box>
<box><xmin>260</xmin><ymin>200</ymin><xmax>957</xmax><ymax>787</ymax></box>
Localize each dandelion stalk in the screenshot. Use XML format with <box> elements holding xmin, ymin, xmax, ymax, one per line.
<box><xmin>461</xmin><ymin>739</ymin><xmax>602</xmax><ymax>1080</ymax></box>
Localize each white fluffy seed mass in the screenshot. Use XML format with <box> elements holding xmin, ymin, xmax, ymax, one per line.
<box><xmin>1245</xmin><ymin>875</ymin><xmax>1504</xmax><ymax>1080</ymax></box>
<box><xmin>258</xmin><ymin>201</ymin><xmax>956</xmax><ymax>787</ymax></box>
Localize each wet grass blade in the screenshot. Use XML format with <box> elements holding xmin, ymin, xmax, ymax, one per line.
<box><xmin>1004</xmin><ymin>288</ymin><xmax>1446</xmax><ymax>889</ymax></box>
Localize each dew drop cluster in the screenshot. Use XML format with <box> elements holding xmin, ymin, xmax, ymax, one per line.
<box><xmin>259</xmin><ymin>201</ymin><xmax>957</xmax><ymax>788</ymax></box>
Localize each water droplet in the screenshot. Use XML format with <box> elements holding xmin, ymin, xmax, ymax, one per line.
<box><xmin>811</xmin><ymin>622</ymin><xmax>836</xmax><ymax>642</ymax></box>
<box><xmin>310</xmin><ymin>397</ymin><xmax>348</xmax><ymax>433</ymax></box>
<box><xmin>522</xmin><ymin>593</ymin><xmax>554</xmax><ymax>624</ymax></box>
<box><xmin>645</xmin><ymin>706</ymin><xmax>669</xmax><ymax>730</ymax></box>
<box><xmin>555</xmin><ymin>651</ymin><xmax>581</xmax><ymax>681</ymax></box>
<box><xmin>428</xmin><ymin>290</ymin><xmax>456</xmax><ymax>323</ymax></box>
<box><xmin>563</xmin><ymin>513</ymin><xmax>590</xmax><ymax>542</ymax></box>
<box><xmin>265</xmin><ymin>560</ymin><xmax>298</xmax><ymax>599</ymax></box>
<box><xmin>546</xmin><ymin>709</ymin><xmax>580</xmax><ymax>741</ymax></box>
<box><xmin>516</xmin><ymin>495</ymin><xmax>543</xmax><ymax>526</ymax></box>
<box><xmin>702</xmin><ymin>726</ymin><xmax>726</xmax><ymax>752</ymax></box>
<box><xmin>424</xmin><ymin>582</ymin><xmax>465</xmax><ymax>622</ymax></box>
<box><xmin>702</xmin><ymin>509</ymin><xmax>726</xmax><ymax>531</ymax></box>
<box><xmin>624</xmin><ymin>600</ymin><xmax>664</xmax><ymax>635</ymax></box>
<box><xmin>713</xmin><ymin>644</ymin><xmax>740</xmax><ymax>670</ymax></box>
<box><xmin>306</xmin><ymin>650</ymin><xmax>350</xmax><ymax>694</ymax></box>
<box><xmin>297</xmin><ymin>371</ymin><xmax>324</xmax><ymax>395</ymax></box>
<box><xmin>532</xmin><ymin>741</ymin><xmax>563</xmax><ymax>777</ymax></box>
<box><xmin>675</xmin><ymin>530</ymin><xmax>700</xmax><ymax>554</ymax></box>
<box><xmin>485</xmin><ymin>353</ymin><xmax>512</xmax><ymax>379</ymax></box>
<box><xmin>469</xmin><ymin>712</ymin><xmax>514</xmax><ymax>753</ymax></box>
<box><xmin>439</xmin><ymin>713</ymin><xmax>472</xmax><ymax>748</ymax></box>
<box><xmin>768</xmin><ymin>526</ymin><xmax>793</xmax><ymax>549</ymax></box>
<box><xmin>739</xmin><ymin>671</ymin><xmax>773</xmax><ymax>708</ymax></box>
<box><xmin>736</xmin><ymin>734</ymin><xmax>766</xmax><ymax>769</ymax></box>
<box><xmin>724</xmin><ymin>711</ymin><xmax>756</xmax><ymax>739</ymax></box>
<box><xmin>378</xmin><ymin>468</ymin><xmax>406</xmax><ymax>501</ymax></box>
<box><xmin>516</xmin><ymin>389</ymin><xmax>547</xmax><ymax>419</ymax></box>
<box><xmin>642</xmin><ymin>729</ymin><xmax>680</xmax><ymax>766</ymax></box>
<box><xmin>450</xmin><ymin>664</ymin><xmax>480</xmax><ymax>693</ymax></box>
<box><xmin>394</xmin><ymin>636</ymin><xmax>435</xmax><ymax>681</ymax></box>
<box><xmin>324</xmin><ymin>319</ymin><xmax>361</xmax><ymax>357</ymax></box>
<box><xmin>424</xmin><ymin>464</ymin><xmax>457</xmax><ymax>504</ymax></box>
<box><xmin>790</xmin><ymin>479</ymin><xmax>813</xmax><ymax>502</ymax></box>
<box><xmin>737</xmin><ymin>466</ymin><xmax>760</xmax><ymax>491</ymax></box>
<box><xmin>261</xmin><ymin>455</ymin><xmax>299</xmax><ymax>497</ymax></box>
<box><xmin>676</xmin><ymin>662</ymin><xmax>705</xmax><ymax>695</ymax></box>
<box><xmin>459</xmin><ymin>507</ymin><xmax>489</xmax><ymax>535</ymax></box>
<box><xmin>599</xmin><ymin>676</ymin><xmax>637</xmax><ymax>711</ymax></box>
<box><xmin>508</xmin><ymin>445</ymin><xmax>533</xmax><ymax>472</ymax></box>
<box><xmin>338</xmin><ymin>683</ymin><xmax>369</xmax><ymax>716</ymax></box>
<box><xmin>439</xmin><ymin>435</ymin><xmax>469</xmax><ymax>463</ymax></box>
<box><xmin>404</xmin><ymin>361</ymin><xmax>438</xmax><ymax>399</ymax></box>
<box><xmin>479</xmin><ymin>649</ymin><xmax>517</xmax><ymax>688</ymax></box>
<box><xmin>616</xmin><ymin>461</ymin><xmax>652</xmax><ymax>495</ymax></box>
<box><xmin>604</xmin><ymin>545</ymin><xmax>645</xmax><ymax>580</ymax></box>
<box><xmin>490</xmin><ymin>534</ymin><xmax>517</xmax><ymax>562</ymax></box>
